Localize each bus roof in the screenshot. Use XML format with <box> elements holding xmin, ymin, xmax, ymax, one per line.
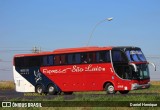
<box><xmin>53</xmin><ymin>46</ymin><xmax>113</xmax><ymax>54</ymax></box>
<box><xmin>14</xmin><ymin>46</ymin><xmax>140</xmax><ymax>58</ymax></box>
<box><xmin>14</xmin><ymin>46</ymin><xmax>113</xmax><ymax>58</ymax></box>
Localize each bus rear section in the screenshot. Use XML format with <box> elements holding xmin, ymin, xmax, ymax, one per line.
<box><xmin>13</xmin><ymin>46</ymin><xmax>155</xmax><ymax>95</ymax></box>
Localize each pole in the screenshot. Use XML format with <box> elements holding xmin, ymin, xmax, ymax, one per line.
<box><xmin>86</xmin><ymin>17</ymin><xmax>113</xmax><ymax>46</ymax></box>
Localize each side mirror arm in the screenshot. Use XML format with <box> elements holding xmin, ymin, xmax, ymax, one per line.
<box><xmin>149</xmin><ymin>62</ymin><xmax>156</xmax><ymax>71</ymax></box>
<box><xmin>129</xmin><ymin>63</ymin><xmax>138</xmax><ymax>72</ymax></box>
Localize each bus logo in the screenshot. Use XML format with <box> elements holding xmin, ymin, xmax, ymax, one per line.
<box><xmin>42</xmin><ymin>64</ymin><xmax>106</xmax><ymax>74</ymax></box>
<box><xmin>34</xmin><ymin>70</ymin><xmax>42</xmax><ymax>83</ymax></box>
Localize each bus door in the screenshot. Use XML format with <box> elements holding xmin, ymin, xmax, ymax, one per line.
<box><xmin>111</xmin><ymin>50</ymin><xmax>131</xmax><ymax>90</ymax></box>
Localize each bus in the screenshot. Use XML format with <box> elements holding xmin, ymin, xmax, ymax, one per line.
<box><xmin>13</xmin><ymin>46</ymin><xmax>156</xmax><ymax>95</ymax></box>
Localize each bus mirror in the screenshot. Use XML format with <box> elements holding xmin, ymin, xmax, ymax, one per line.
<box><xmin>149</xmin><ymin>62</ymin><xmax>156</xmax><ymax>71</ymax></box>
<box><xmin>129</xmin><ymin>63</ymin><xmax>138</xmax><ymax>72</ymax></box>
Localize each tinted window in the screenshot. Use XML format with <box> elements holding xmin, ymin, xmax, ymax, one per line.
<box><xmin>81</xmin><ymin>53</ymin><xmax>87</xmax><ymax>63</ymax></box>
<box><xmin>114</xmin><ymin>65</ymin><xmax>132</xmax><ymax>79</ymax></box>
<box><xmin>96</xmin><ymin>51</ymin><xmax>110</xmax><ymax>63</ymax></box>
<box><xmin>60</xmin><ymin>55</ymin><xmax>67</xmax><ymax>65</ymax></box>
<box><xmin>15</xmin><ymin>56</ymin><xmax>41</xmax><ymax>68</ymax></box>
<box><xmin>81</xmin><ymin>52</ymin><xmax>96</xmax><ymax>64</ymax></box>
<box><xmin>43</xmin><ymin>55</ymin><xmax>54</xmax><ymax>66</ymax></box>
<box><xmin>87</xmin><ymin>52</ymin><xmax>96</xmax><ymax>63</ymax></box>
<box><xmin>54</xmin><ymin>55</ymin><xmax>60</xmax><ymax>65</ymax></box>
<box><xmin>15</xmin><ymin>57</ymin><xmax>24</xmax><ymax>67</ymax></box>
<box><xmin>125</xmin><ymin>50</ymin><xmax>146</xmax><ymax>62</ymax></box>
<box><xmin>29</xmin><ymin>57</ymin><xmax>41</xmax><ymax>67</ymax></box>
<box><xmin>68</xmin><ymin>53</ymin><xmax>81</xmax><ymax>64</ymax></box>
<box><xmin>112</xmin><ymin>50</ymin><xmax>128</xmax><ymax>62</ymax></box>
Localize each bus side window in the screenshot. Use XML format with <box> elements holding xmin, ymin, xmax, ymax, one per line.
<box><xmin>81</xmin><ymin>53</ymin><xmax>87</xmax><ymax>63</ymax></box>
<box><xmin>113</xmin><ymin>51</ymin><xmax>121</xmax><ymax>62</ymax></box>
<box><xmin>24</xmin><ymin>57</ymin><xmax>30</xmax><ymax>67</ymax></box>
<box><xmin>68</xmin><ymin>53</ymin><xmax>81</xmax><ymax>64</ymax></box>
<box><xmin>60</xmin><ymin>54</ymin><xmax>67</xmax><ymax>65</ymax></box>
<box><xmin>43</xmin><ymin>55</ymin><xmax>54</xmax><ymax>66</ymax></box>
<box><xmin>75</xmin><ymin>54</ymin><xmax>81</xmax><ymax>64</ymax></box>
<box><xmin>96</xmin><ymin>51</ymin><xmax>110</xmax><ymax>63</ymax></box>
<box><xmin>15</xmin><ymin>57</ymin><xmax>25</xmax><ymax>68</ymax></box>
<box><xmin>96</xmin><ymin>52</ymin><xmax>100</xmax><ymax>63</ymax></box>
<box><xmin>105</xmin><ymin>51</ymin><xmax>110</xmax><ymax>62</ymax></box>
<box><xmin>54</xmin><ymin>55</ymin><xmax>60</xmax><ymax>65</ymax></box>
<box><xmin>112</xmin><ymin>51</ymin><xmax>127</xmax><ymax>62</ymax></box>
<box><xmin>68</xmin><ymin>54</ymin><xmax>73</xmax><ymax>64</ymax></box>
<box><xmin>87</xmin><ymin>52</ymin><xmax>96</xmax><ymax>63</ymax></box>
<box><xmin>29</xmin><ymin>57</ymin><xmax>41</xmax><ymax>67</ymax></box>
<box><xmin>96</xmin><ymin>51</ymin><xmax>105</xmax><ymax>62</ymax></box>
<box><xmin>49</xmin><ymin>56</ymin><xmax>54</xmax><ymax>65</ymax></box>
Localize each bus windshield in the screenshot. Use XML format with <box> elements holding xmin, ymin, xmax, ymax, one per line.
<box><xmin>125</xmin><ymin>50</ymin><xmax>146</xmax><ymax>62</ymax></box>
<box><xmin>132</xmin><ymin>64</ymin><xmax>150</xmax><ymax>80</ymax></box>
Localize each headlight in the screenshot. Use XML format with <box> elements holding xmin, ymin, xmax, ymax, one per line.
<box><xmin>131</xmin><ymin>83</ymin><xmax>138</xmax><ymax>90</ymax></box>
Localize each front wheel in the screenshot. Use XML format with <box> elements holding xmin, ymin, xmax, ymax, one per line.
<box><xmin>105</xmin><ymin>83</ymin><xmax>116</xmax><ymax>94</ymax></box>
<box><xmin>119</xmin><ymin>90</ymin><xmax>129</xmax><ymax>94</ymax></box>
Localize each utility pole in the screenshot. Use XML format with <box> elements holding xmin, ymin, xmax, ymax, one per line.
<box><xmin>32</xmin><ymin>46</ymin><xmax>41</xmax><ymax>53</ymax></box>
<box><xmin>86</xmin><ymin>17</ymin><xmax>113</xmax><ymax>46</ymax></box>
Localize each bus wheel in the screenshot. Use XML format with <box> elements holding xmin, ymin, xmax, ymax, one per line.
<box><xmin>119</xmin><ymin>90</ymin><xmax>129</xmax><ymax>94</ymax></box>
<box><xmin>105</xmin><ymin>83</ymin><xmax>116</xmax><ymax>94</ymax></box>
<box><xmin>47</xmin><ymin>84</ymin><xmax>57</xmax><ymax>95</ymax></box>
<box><xmin>35</xmin><ymin>85</ymin><xmax>44</xmax><ymax>94</ymax></box>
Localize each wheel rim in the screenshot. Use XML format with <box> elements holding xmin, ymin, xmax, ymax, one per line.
<box><xmin>108</xmin><ymin>85</ymin><xmax>114</xmax><ymax>93</ymax></box>
<box><xmin>49</xmin><ymin>86</ymin><xmax>54</xmax><ymax>93</ymax></box>
<box><xmin>37</xmin><ymin>86</ymin><xmax>42</xmax><ymax>93</ymax></box>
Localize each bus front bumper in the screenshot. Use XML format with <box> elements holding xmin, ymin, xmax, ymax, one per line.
<box><xmin>131</xmin><ymin>83</ymin><xmax>150</xmax><ymax>90</ymax></box>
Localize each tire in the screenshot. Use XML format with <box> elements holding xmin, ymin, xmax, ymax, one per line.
<box><xmin>64</xmin><ymin>92</ymin><xmax>73</xmax><ymax>95</ymax></box>
<box><xmin>47</xmin><ymin>84</ymin><xmax>57</xmax><ymax>95</ymax></box>
<box><xmin>119</xmin><ymin>90</ymin><xmax>129</xmax><ymax>94</ymax></box>
<box><xmin>35</xmin><ymin>84</ymin><xmax>44</xmax><ymax>94</ymax></box>
<box><xmin>105</xmin><ymin>83</ymin><xmax>116</xmax><ymax>94</ymax></box>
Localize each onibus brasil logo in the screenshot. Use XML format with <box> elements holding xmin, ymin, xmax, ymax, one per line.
<box><xmin>1</xmin><ymin>102</ymin><xmax>42</xmax><ymax>107</ymax></box>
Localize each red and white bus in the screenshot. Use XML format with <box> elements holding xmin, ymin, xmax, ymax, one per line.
<box><xmin>13</xmin><ymin>46</ymin><xmax>156</xmax><ymax>94</ymax></box>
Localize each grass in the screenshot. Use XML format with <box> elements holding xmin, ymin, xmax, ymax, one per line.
<box><xmin>0</xmin><ymin>81</ymin><xmax>14</xmax><ymax>90</ymax></box>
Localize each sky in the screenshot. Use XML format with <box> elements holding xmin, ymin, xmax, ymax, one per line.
<box><xmin>0</xmin><ymin>0</ymin><xmax>160</xmax><ymax>80</ymax></box>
